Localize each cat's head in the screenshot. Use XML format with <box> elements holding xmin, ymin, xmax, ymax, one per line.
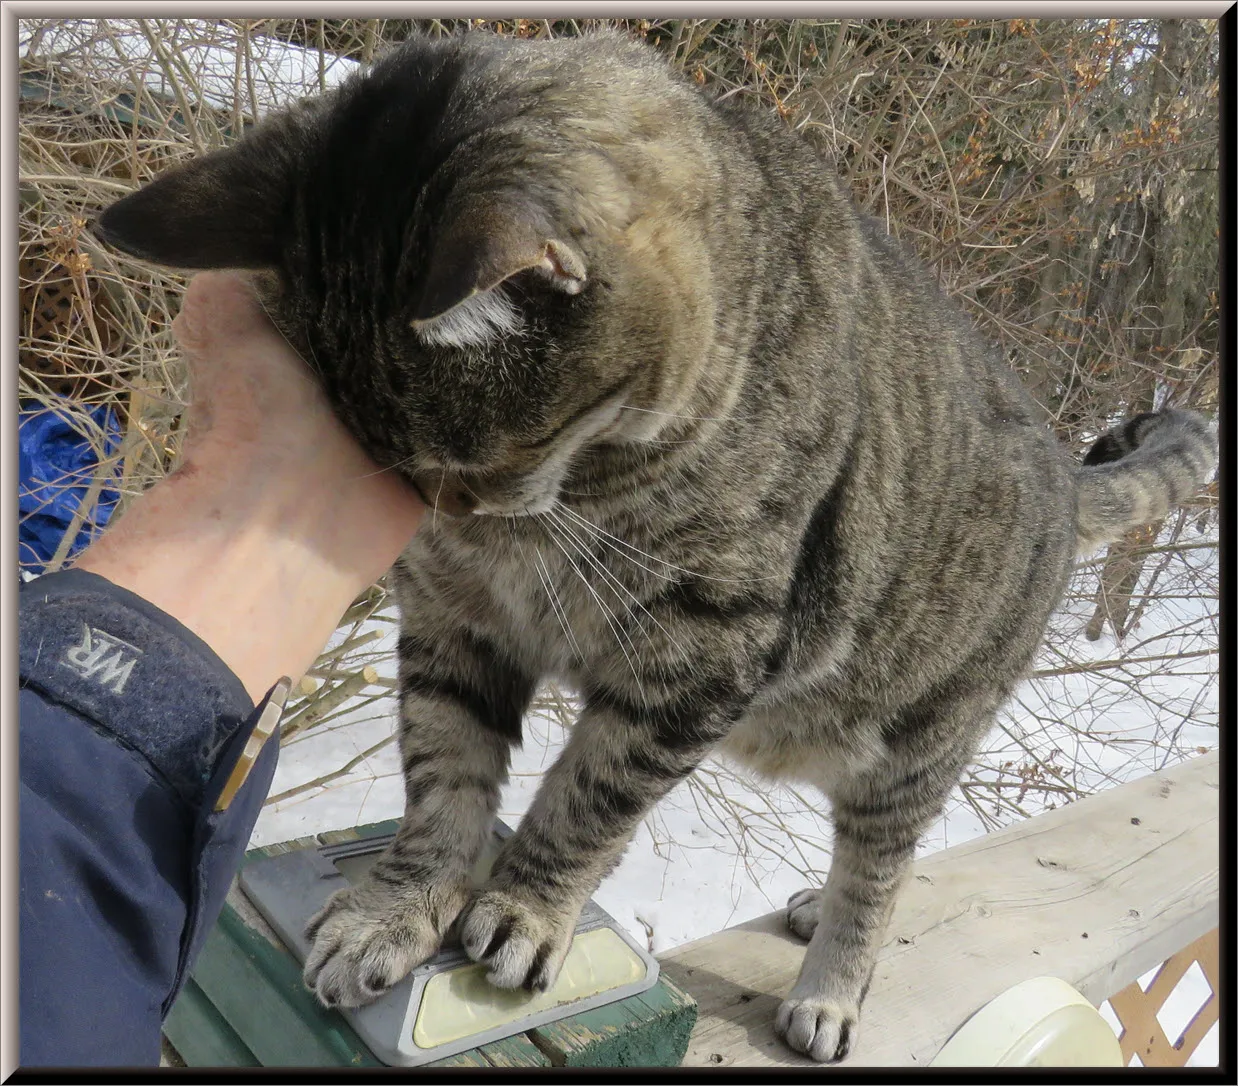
<box><xmin>97</xmin><ymin>31</ymin><xmax>721</xmax><ymax>516</ymax></box>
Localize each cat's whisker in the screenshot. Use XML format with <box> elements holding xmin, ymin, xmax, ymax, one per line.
<box><xmin>505</xmin><ymin>519</ymin><xmax>581</xmax><ymax>662</ymax></box>
<box><xmin>544</xmin><ymin>509</ymin><xmax>645</xmax><ymax>628</ymax></box>
<box><xmin>298</xmin><ymin>319</ymin><xmax>327</xmax><ymax>380</ymax></box>
<box><xmin>250</xmin><ymin>295</ymin><xmax>321</xmax><ymax>383</ymax></box>
<box><xmin>540</xmin><ymin>515</ymin><xmax>646</xmax><ymax>678</ymax></box>
<box><xmin>618</xmin><ymin>405</ymin><xmax>731</xmax><ymax>424</ymax></box>
<box><xmin>253</xmin><ymin>300</ymin><xmax>424</xmax><ymax>488</ymax></box>
<box><xmin>532</xmin><ymin>513</ymin><xmax>647</xmax><ymax>704</ymax></box>
<box><xmin>546</xmin><ymin>507</ymin><xmax>692</xmax><ymax>663</ymax></box>
<box><xmin>533</xmin><ymin>546</ymin><xmax>585</xmax><ymax>665</ymax></box>
<box><xmin>431</xmin><ymin>471</ymin><xmax>446</xmax><ymax>532</ymax></box>
<box><xmin>351</xmin><ymin>448</ymin><xmax>423</xmax><ymax>482</ymax></box>
<box><xmin>557</xmin><ymin>504</ymin><xmax>782</xmax><ymax>586</ymax></box>
<box><xmin>552</xmin><ymin>514</ymin><xmax>695</xmax><ymax>667</ymax></box>
<box><xmin>637</xmin><ymin>435</ymin><xmax>704</xmax><ymax>448</ymax></box>
<box><xmin>548</xmin><ymin>535</ymin><xmax>647</xmax><ymax>704</ymax></box>
<box><xmin>554</xmin><ymin>506</ymin><xmax>677</xmax><ymax>583</ymax></box>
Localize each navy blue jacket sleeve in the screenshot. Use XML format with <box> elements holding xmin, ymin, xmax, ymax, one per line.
<box><xmin>19</xmin><ymin>569</ymin><xmax>283</xmax><ymax>1068</ymax></box>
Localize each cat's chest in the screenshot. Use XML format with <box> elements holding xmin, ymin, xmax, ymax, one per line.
<box><xmin>419</xmin><ymin>517</ymin><xmax>658</xmax><ymax>677</ymax></box>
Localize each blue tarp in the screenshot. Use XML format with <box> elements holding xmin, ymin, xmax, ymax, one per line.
<box><xmin>19</xmin><ymin>399</ymin><xmax>123</xmax><ymax>573</ymax></box>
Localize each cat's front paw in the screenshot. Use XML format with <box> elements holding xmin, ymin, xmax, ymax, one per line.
<box><xmin>786</xmin><ymin>887</ymin><xmax>822</xmax><ymax>941</ymax></box>
<box><xmin>458</xmin><ymin>886</ymin><xmax>577</xmax><ymax>992</ymax></box>
<box><xmin>774</xmin><ymin>995</ymin><xmax>858</xmax><ymax>1064</ymax></box>
<box><xmin>303</xmin><ymin>879</ymin><xmax>466</xmax><ymax>1008</ymax></box>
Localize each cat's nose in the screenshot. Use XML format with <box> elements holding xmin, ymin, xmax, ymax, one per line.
<box><xmin>410</xmin><ymin>472</ymin><xmax>478</xmax><ymax>516</ymax></box>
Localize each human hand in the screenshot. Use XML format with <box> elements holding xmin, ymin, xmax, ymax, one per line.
<box><xmin>169</xmin><ymin>271</ymin><xmax>424</xmax><ymax>589</ymax></box>
<box><xmin>78</xmin><ymin>272</ymin><xmax>424</xmax><ymax>700</ymax></box>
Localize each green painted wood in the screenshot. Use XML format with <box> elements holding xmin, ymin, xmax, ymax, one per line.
<box><xmin>186</xmin><ymin>904</ymin><xmax>381</xmax><ymax>1067</ymax></box>
<box><xmin>162</xmin><ymin>979</ymin><xmax>260</xmax><ymax>1067</ymax></box>
<box><xmin>427</xmin><ymin>1032</ymin><xmax>553</xmax><ymax>1066</ymax></box>
<box><xmin>475</xmin><ymin>1035</ymin><xmax>555</xmax><ymax>1067</ymax></box>
<box><xmin>428</xmin><ymin>1048</ymin><xmax>493</xmax><ymax>1067</ymax></box>
<box><xmin>239</xmin><ymin>833</ymin><xmax>319</xmax><ymax>867</ymax></box>
<box><xmin>524</xmin><ymin>974</ymin><xmax>698</xmax><ymax>1067</ymax></box>
<box><xmin>317</xmin><ymin>819</ymin><xmax>399</xmax><ymax>846</ymax></box>
<box><xmin>426</xmin><ymin>1031</ymin><xmax>555</xmax><ymax>1067</ymax></box>
<box><xmin>629</xmin><ymin>977</ymin><xmax>699</xmax><ymax>1066</ymax></box>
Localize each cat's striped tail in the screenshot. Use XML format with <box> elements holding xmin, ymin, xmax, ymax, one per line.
<box><xmin>1074</xmin><ymin>408</ymin><xmax>1217</xmax><ymax>557</ymax></box>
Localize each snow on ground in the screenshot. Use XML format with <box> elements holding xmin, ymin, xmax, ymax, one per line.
<box><xmin>24</xmin><ymin>20</ymin><xmax>360</xmax><ymax>117</ymax></box>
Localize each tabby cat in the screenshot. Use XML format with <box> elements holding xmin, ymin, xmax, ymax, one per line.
<box><xmin>99</xmin><ymin>29</ymin><xmax>1216</xmax><ymax>1063</ymax></box>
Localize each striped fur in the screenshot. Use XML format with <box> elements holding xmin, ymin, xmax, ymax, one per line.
<box><xmin>98</xmin><ymin>29</ymin><xmax>1217</xmax><ymax>1063</ymax></box>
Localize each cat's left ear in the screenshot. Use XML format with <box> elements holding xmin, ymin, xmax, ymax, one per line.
<box><xmin>411</xmin><ymin>199</ymin><xmax>587</xmax><ymax>347</ymax></box>
<box><xmin>95</xmin><ymin>140</ymin><xmax>291</xmax><ymax>269</ymax></box>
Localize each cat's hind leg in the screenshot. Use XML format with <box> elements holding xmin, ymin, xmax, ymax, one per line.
<box><xmin>775</xmin><ymin>711</ymin><xmax>984</xmax><ymax>1063</ymax></box>
<box><xmin>303</xmin><ymin>625</ymin><xmax>534</xmax><ymax>1008</ymax></box>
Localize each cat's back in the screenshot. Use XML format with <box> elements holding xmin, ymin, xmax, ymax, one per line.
<box><xmin>687</xmin><ymin>96</ymin><xmax>1079</xmax><ymax>712</ymax></box>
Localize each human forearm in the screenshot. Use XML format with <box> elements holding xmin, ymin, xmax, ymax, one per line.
<box><xmin>76</xmin><ymin>454</ymin><xmax>420</xmax><ymax>701</ymax></box>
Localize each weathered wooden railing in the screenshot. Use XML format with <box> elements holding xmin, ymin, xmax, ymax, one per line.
<box><xmin>660</xmin><ymin>751</ymin><xmax>1218</xmax><ymax>1067</ymax></box>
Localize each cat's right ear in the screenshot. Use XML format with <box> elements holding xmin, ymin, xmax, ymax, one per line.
<box><xmin>95</xmin><ymin>143</ymin><xmax>287</xmax><ymax>269</ymax></box>
<box><xmin>409</xmin><ymin>197</ymin><xmax>588</xmax><ymax>349</ymax></box>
